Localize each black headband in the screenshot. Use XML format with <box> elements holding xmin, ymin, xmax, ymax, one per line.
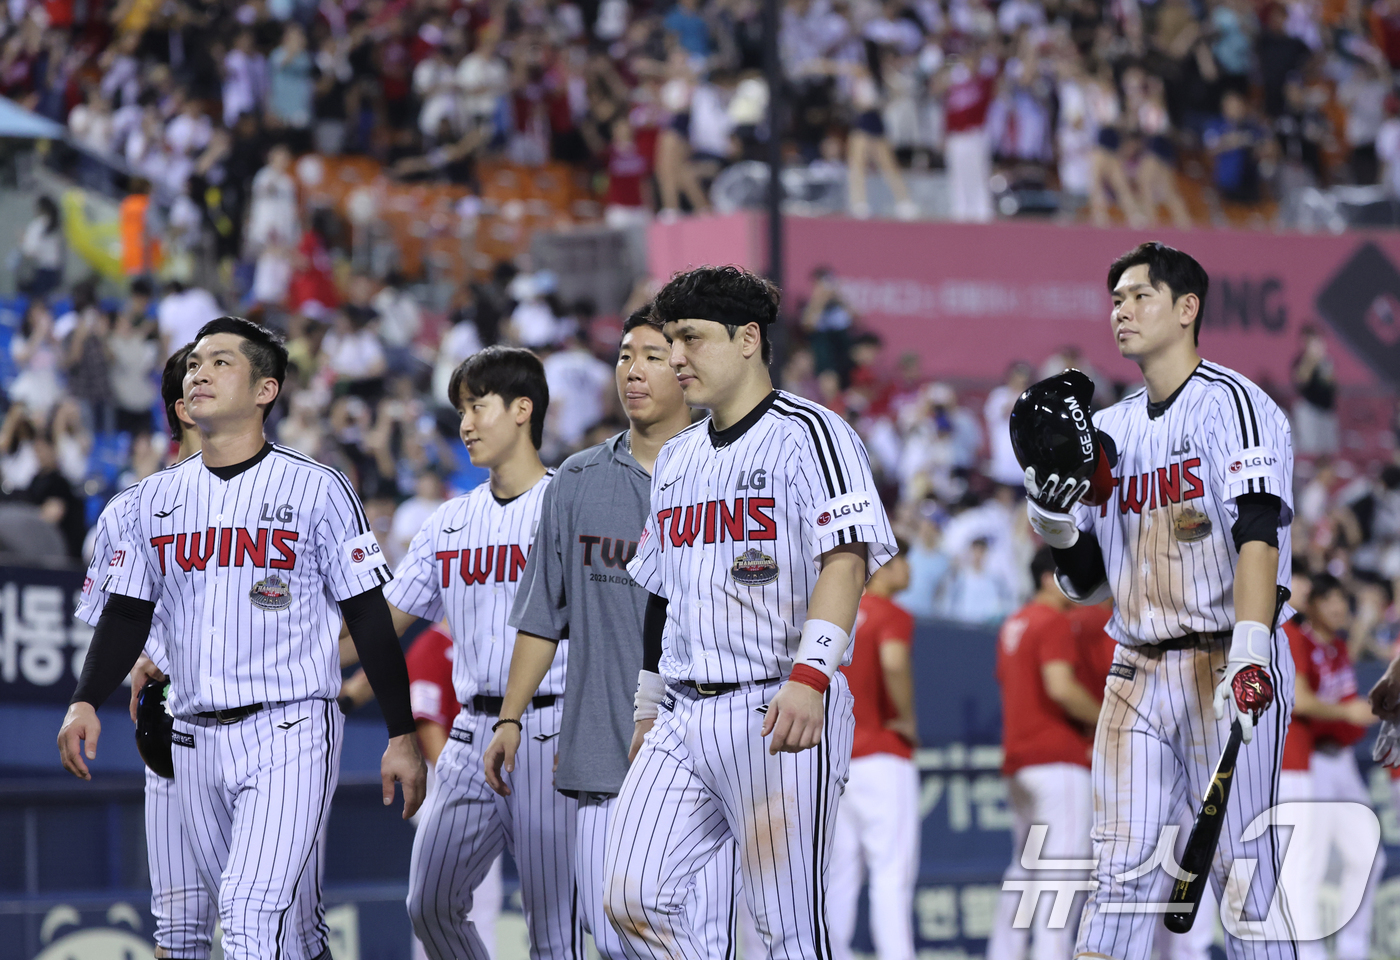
<box><xmin>659</xmin><ymin>313</ymin><xmax>773</xmax><ymax>328</ymax></box>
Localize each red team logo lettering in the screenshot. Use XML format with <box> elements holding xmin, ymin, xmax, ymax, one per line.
<box><xmin>1098</xmin><ymin>458</ymin><xmax>1207</xmax><ymax>516</ymax></box>
<box><xmin>434</xmin><ymin>544</ymin><xmax>532</xmax><ymax>587</ymax></box>
<box><xmin>148</xmin><ymin>528</ymin><xmax>300</xmax><ymax>574</ymax></box>
<box><xmin>654</xmin><ymin>497</ymin><xmax>778</xmax><ymax>550</ymax></box>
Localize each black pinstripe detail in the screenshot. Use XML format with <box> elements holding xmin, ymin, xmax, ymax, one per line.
<box><xmin>772</xmin><ymin>397</ymin><xmax>854</xmax><ymax>544</ymax></box>
<box><xmin>1196</xmin><ymin>366</ymin><xmax>1261</xmax><ymax>494</ymax></box>
<box><xmin>274</xmin><ymin>699</ymin><xmax>336</xmax><ymax>960</ymax></box>
<box><xmin>271</xmin><ymin>444</ymin><xmax>371</xmax><ymax>534</ymax></box>
<box><xmin>810</xmin><ymin>686</ymin><xmax>834</xmax><ymax>960</ymax></box>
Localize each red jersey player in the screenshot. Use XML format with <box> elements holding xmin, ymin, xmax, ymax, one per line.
<box><xmin>987</xmin><ymin>547</ymin><xmax>1102</xmax><ymax>960</ymax></box>
<box><xmin>1280</xmin><ymin>575</ymin><xmax>1380</xmax><ymax>960</ymax></box>
<box><xmin>828</xmin><ymin>542</ymin><xmax>918</xmax><ymax>960</ymax></box>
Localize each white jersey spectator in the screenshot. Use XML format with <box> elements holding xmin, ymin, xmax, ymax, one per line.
<box><xmin>156</xmin><ymin>284</ymin><xmax>221</xmax><ymax>359</ymax></box>
<box><xmin>542</xmin><ymin>341</ymin><xmax>612</xmax><ymax>452</ymax></box>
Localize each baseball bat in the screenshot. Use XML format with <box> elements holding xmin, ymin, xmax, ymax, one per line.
<box><xmin>1163</xmin><ymin>584</ymin><xmax>1291</xmax><ymax>934</ymax></box>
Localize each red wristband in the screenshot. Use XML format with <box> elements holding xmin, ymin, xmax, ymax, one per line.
<box><xmin>789</xmin><ymin>664</ymin><xmax>830</xmax><ymax>694</ymax></box>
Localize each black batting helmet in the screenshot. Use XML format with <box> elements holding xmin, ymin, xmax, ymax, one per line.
<box><xmin>135</xmin><ymin>677</ymin><xmax>175</xmax><ymax>779</ymax></box>
<box><xmin>1009</xmin><ymin>370</ymin><xmax>1117</xmax><ymax>507</ymax></box>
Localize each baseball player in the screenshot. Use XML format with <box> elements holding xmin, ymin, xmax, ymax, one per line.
<box><xmin>482</xmin><ymin>311</ymin><xmax>740</xmax><ymax>959</ymax></box>
<box><xmin>603</xmin><ymin>265</ymin><xmax>897</xmax><ymax>960</ymax></box>
<box><xmin>1018</xmin><ymin>242</ymin><xmax>1297</xmax><ymax>960</ymax></box>
<box><xmin>339</xmin><ymin>622</ymin><xmax>507</xmax><ymax>959</ymax></box>
<box><xmin>74</xmin><ymin>344</ymin><xmax>215</xmax><ymax>960</ymax></box>
<box><xmin>827</xmin><ymin>539</ymin><xmax>919</xmax><ymax>960</ymax></box>
<box><xmin>1279</xmin><ymin>575</ymin><xmax>1380</xmax><ymax>960</ymax></box>
<box><xmin>988</xmin><ymin>546</ymin><xmax>1102</xmax><ymax>960</ymax></box>
<box><xmin>385</xmin><ymin>346</ymin><xmax>583</xmax><ymax>960</ymax></box>
<box><xmin>57</xmin><ymin>316</ymin><xmax>427</xmax><ymax>960</ymax></box>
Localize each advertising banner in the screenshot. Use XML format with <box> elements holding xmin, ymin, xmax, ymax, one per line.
<box><xmin>648</xmin><ymin>214</ymin><xmax>1400</xmax><ymax>391</ymax></box>
<box><xmin>0</xmin><ymin>565</ymin><xmax>91</xmax><ymax>705</ymax></box>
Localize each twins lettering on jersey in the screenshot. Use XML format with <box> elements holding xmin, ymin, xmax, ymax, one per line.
<box><xmin>1094</xmin><ymin>457</ymin><xmax>1207</xmax><ymax>517</ymax></box>
<box><xmin>142</xmin><ymin>527</ymin><xmax>301</xmax><ymax>574</ymax></box>
<box><xmin>653</xmin><ymin>497</ymin><xmax>778</xmax><ymax>549</ymax></box>
<box><xmin>577</xmin><ymin>535</ymin><xmax>637</xmax><ymax>568</ymax></box>
<box><xmin>435</xmin><ymin>544</ymin><xmax>531</xmax><ymax>587</ymax></box>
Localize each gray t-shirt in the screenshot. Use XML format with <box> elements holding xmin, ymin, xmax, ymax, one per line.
<box><xmin>509</xmin><ymin>432</ymin><xmax>650</xmax><ymax>795</ymax></box>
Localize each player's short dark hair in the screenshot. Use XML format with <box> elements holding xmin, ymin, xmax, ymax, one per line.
<box><xmin>1031</xmin><ymin>545</ymin><xmax>1058</xmax><ymax>588</ymax></box>
<box><xmin>622</xmin><ymin>304</ymin><xmax>661</xmax><ymax>336</ymax></box>
<box><xmin>1106</xmin><ymin>242</ymin><xmax>1210</xmax><ymax>345</ymax></box>
<box><xmin>893</xmin><ymin>535</ymin><xmax>910</xmax><ymax>557</ymax></box>
<box><xmin>652</xmin><ymin>265</ymin><xmax>779</xmax><ymax>364</ymax></box>
<box><xmin>161</xmin><ymin>343</ymin><xmax>194</xmax><ymax>440</ymax></box>
<box><xmin>448</xmin><ymin>346</ymin><xmax>549</xmax><ymax>449</ymax></box>
<box><xmin>193</xmin><ymin>316</ymin><xmax>288</xmax><ymax>421</ymax></box>
<box><xmin>1308</xmin><ymin>573</ymin><xmax>1347</xmax><ymax>604</ymax></box>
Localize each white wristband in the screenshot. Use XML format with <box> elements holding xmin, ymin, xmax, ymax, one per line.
<box><xmin>633</xmin><ymin>670</ymin><xmax>666</xmax><ymax>722</ymax></box>
<box><xmin>795</xmin><ymin>619</ymin><xmax>852</xmax><ymax>680</ymax></box>
<box><xmin>1228</xmin><ymin>620</ymin><xmax>1271</xmax><ymax>667</ymax></box>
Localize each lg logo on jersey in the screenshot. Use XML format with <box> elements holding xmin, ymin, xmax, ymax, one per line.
<box><xmin>816</xmin><ymin>497</ymin><xmax>872</xmax><ymax>527</ymax></box>
<box><xmin>260</xmin><ymin>503</ymin><xmax>295</xmax><ymax>523</ymax></box>
<box><xmin>350</xmin><ymin>542</ymin><xmax>381</xmax><ymax>564</ymax></box>
<box><xmin>735</xmin><ymin>468</ymin><xmax>766</xmax><ymax>490</ymax></box>
<box><xmin>1228</xmin><ymin>455</ymin><xmax>1277</xmax><ymax>475</ymax></box>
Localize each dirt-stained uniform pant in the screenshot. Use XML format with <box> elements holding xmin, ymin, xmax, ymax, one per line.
<box><xmin>604</xmin><ymin>675</ymin><xmax>855</xmax><ymax>960</ymax></box>
<box><xmin>1075</xmin><ymin>635</ymin><xmax>1296</xmax><ymax>960</ymax></box>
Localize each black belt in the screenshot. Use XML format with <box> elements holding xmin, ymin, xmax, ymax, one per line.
<box><xmin>196</xmin><ymin>703</ymin><xmax>265</xmax><ymax>724</ymax></box>
<box><xmin>467</xmin><ymin>694</ymin><xmax>558</xmax><ymax>714</ymax></box>
<box><xmin>1142</xmin><ymin>630</ymin><xmax>1231</xmax><ymax>654</ymax></box>
<box><xmin>677</xmin><ymin>677</ymin><xmax>783</xmax><ymax>697</ymax></box>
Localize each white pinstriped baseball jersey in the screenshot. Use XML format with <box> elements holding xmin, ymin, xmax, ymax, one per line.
<box><xmin>103</xmin><ymin>443</ymin><xmax>392</xmax><ymax>716</ymax></box>
<box><xmin>77</xmin><ymin>485</ymin><xmax>157</xmax><ymax>652</ymax></box>
<box><xmin>385</xmin><ymin>473</ymin><xmax>562</xmax><ymax>701</ymax></box>
<box><xmin>1072</xmin><ymin>360</ymin><xmax>1294</xmax><ymax>645</ymax></box>
<box><xmin>627</xmin><ymin>390</ymin><xmax>897</xmax><ymax>684</ymax></box>
<box><xmin>78</xmin><ymin>483</ymin><xmax>331</xmax><ymax>960</ymax></box>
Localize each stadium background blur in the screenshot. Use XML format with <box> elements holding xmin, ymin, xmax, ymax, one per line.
<box><xmin>0</xmin><ymin>0</ymin><xmax>1399</xmax><ymax>957</ymax></box>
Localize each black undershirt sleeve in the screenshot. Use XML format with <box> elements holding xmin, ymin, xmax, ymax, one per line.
<box><xmin>339</xmin><ymin>587</ymin><xmax>417</xmax><ymax>738</ymax></box>
<box><xmin>71</xmin><ymin>594</ymin><xmax>156</xmax><ymax>707</ymax></box>
<box><xmin>643</xmin><ymin>592</ymin><xmax>667</xmax><ymax>673</ymax></box>
<box><xmin>1232</xmin><ymin>493</ymin><xmax>1282</xmax><ymax>551</ymax></box>
<box><xmin>1051</xmin><ymin>529</ymin><xmax>1109</xmax><ymax>598</ymax></box>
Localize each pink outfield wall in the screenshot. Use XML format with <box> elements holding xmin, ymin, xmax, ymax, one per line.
<box><xmin>646</xmin><ymin>213</ymin><xmax>1400</xmax><ymax>391</ymax></box>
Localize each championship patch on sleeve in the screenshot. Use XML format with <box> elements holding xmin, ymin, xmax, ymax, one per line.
<box><xmin>343</xmin><ymin>532</ymin><xmax>386</xmax><ymax>572</ymax></box>
<box><xmin>813</xmin><ymin>491</ymin><xmax>879</xmax><ymax>529</ymax></box>
<box><xmin>1225</xmin><ymin>447</ymin><xmax>1282</xmax><ymax>485</ymax></box>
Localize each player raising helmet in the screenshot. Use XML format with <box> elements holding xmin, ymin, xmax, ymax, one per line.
<box><xmin>1019</xmin><ymin>242</ymin><xmax>1302</xmax><ymax>958</ymax></box>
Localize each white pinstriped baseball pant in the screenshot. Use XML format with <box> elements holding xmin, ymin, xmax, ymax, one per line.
<box><xmin>170</xmin><ymin>698</ymin><xmax>340</xmax><ymax>960</ymax></box>
<box><xmin>1075</xmin><ymin>637</ymin><xmax>1296</xmax><ymax>960</ymax></box>
<box><xmin>604</xmin><ymin>675</ymin><xmax>855</xmax><ymax>960</ymax></box>
<box><xmin>406</xmin><ymin>702</ymin><xmax>582</xmax><ymax>960</ymax></box>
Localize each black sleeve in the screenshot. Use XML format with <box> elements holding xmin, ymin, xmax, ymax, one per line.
<box><xmin>1232</xmin><ymin>492</ymin><xmax>1282</xmax><ymax>551</ymax></box>
<box><xmin>643</xmin><ymin>592</ymin><xmax>667</xmax><ymax>673</ymax></box>
<box><xmin>339</xmin><ymin>587</ymin><xmax>417</xmax><ymax>738</ymax></box>
<box><xmin>1051</xmin><ymin>529</ymin><xmax>1109</xmax><ymax>598</ymax></box>
<box><xmin>71</xmin><ymin>594</ymin><xmax>155</xmax><ymax>708</ymax></box>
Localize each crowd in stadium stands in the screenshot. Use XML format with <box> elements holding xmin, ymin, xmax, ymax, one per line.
<box><xmin>0</xmin><ymin>0</ymin><xmax>1398</xmax><ymax>648</ymax></box>
<box><xmin>3</xmin><ymin>0</ymin><xmax>1400</xmax><ymax>231</ymax></box>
